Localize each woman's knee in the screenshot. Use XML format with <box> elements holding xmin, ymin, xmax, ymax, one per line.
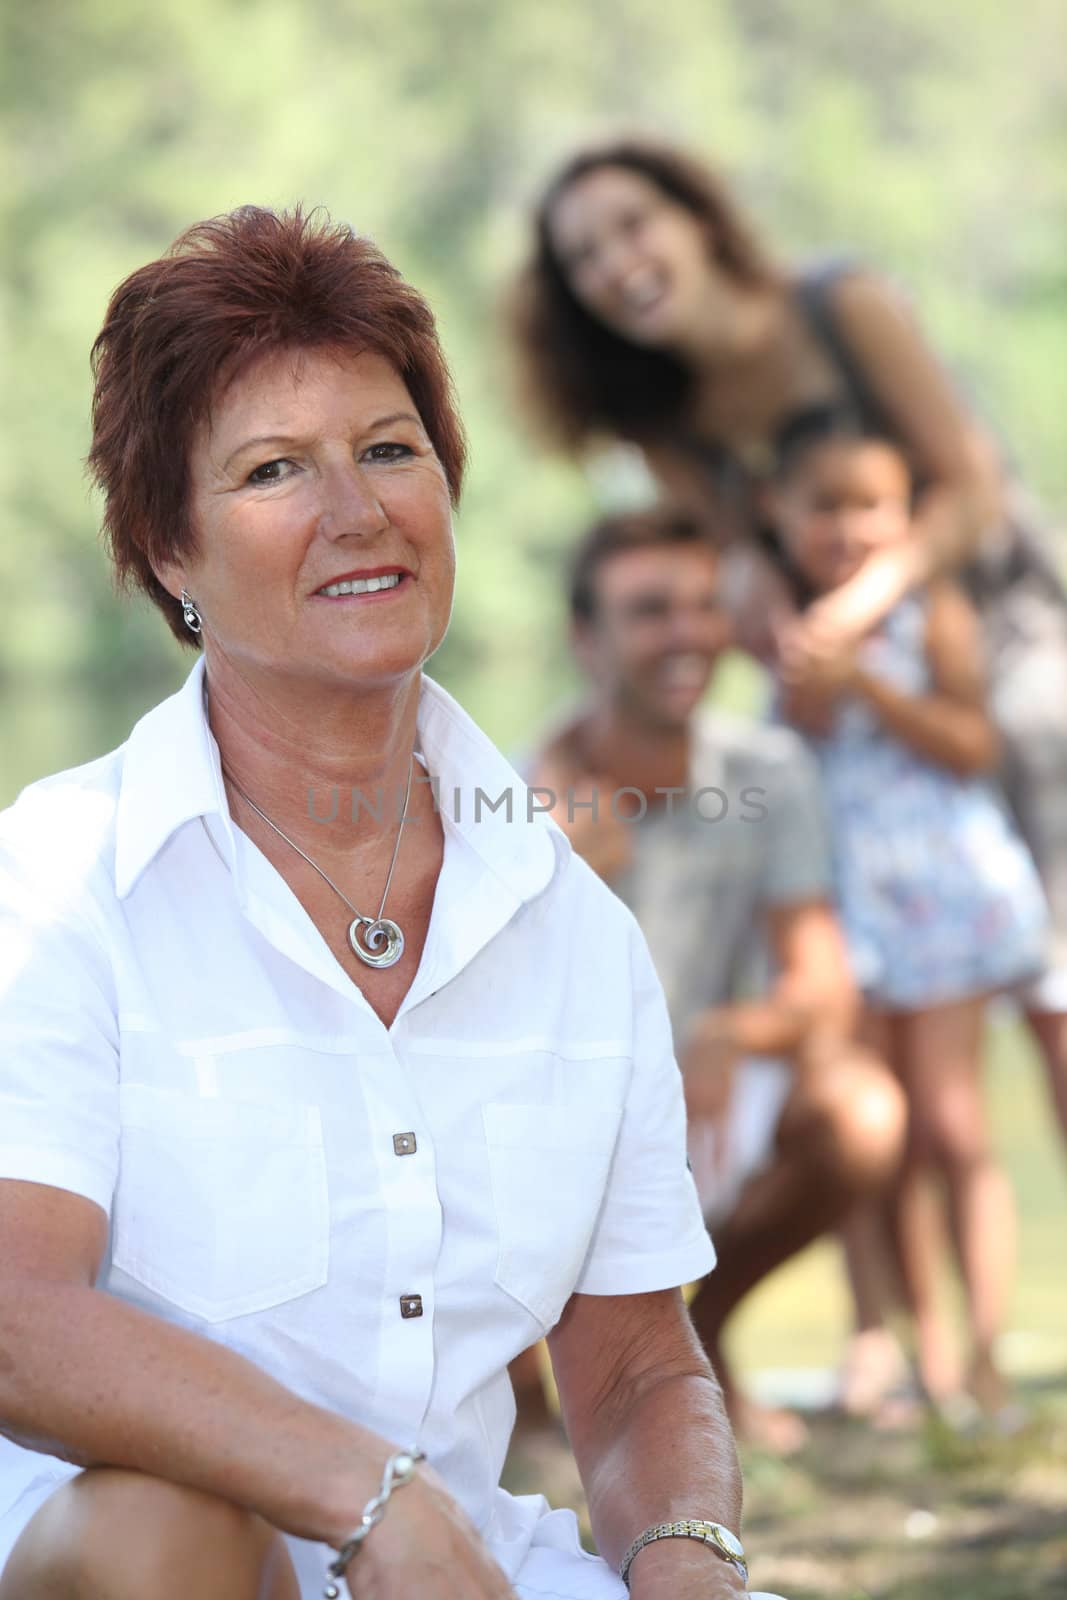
<box><xmin>0</xmin><ymin>1468</ymin><xmax>298</xmax><ymax>1600</ymax></box>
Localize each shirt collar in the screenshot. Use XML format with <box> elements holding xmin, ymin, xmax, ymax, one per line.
<box><xmin>115</xmin><ymin>656</ymin><xmax>235</xmax><ymax>899</ymax></box>
<box><xmin>115</xmin><ymin>657</ymin><xmax>563</xmax><ymax>907</ymax></box>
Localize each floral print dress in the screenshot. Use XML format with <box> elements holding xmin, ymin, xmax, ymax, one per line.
<box><xmin>807</xmin><ymin>596</ymin><xmax>1048</xmax><ymax>1009</ymax></box>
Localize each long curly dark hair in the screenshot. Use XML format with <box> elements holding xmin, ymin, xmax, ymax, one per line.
<box><xmin>508</xmin><ymin>138</ymin><xmax>782</xmax><ymax>454</ymax></box>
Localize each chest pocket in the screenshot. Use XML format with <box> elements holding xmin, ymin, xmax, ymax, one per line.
<box><xmin>111</xmin><ymin>1082</ymin><xmax>329</xmax><ymax>1324</ymax></box>
<box><xmin>482</xmin><ymin>1101</ymin><xmax>621</xmax><ymax>1331</ymax></box>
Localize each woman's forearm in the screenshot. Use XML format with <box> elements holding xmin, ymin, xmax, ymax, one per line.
<box><xmin>805</xmin><ymin>478</ymin><xmax>1000</xmax><ymax>644</ymax></box>
<box><xmin>581</xmin><ymin>1368</ymin><xmax>743</xmax><ymax>1585</ymax></box>
<box><xmin>552</xmin><ymin>1293</ymin><xmax>747</xmax><ymax>1597</ymax></box>
<box><xmin>0</xmin><ymin>1281</ymin><xmax>389</xmax><ymax>1546</ymax></box>
<box><xmin>908</xmin><ymin>478</ymin><xmax>996</xmax><ymax>585</ymax></box>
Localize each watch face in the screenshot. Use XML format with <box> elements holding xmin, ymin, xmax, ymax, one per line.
<box><xmin>714</xmin><ymin>1526</ymin><xmax>746</xmax><ymax>1560</ymax></box>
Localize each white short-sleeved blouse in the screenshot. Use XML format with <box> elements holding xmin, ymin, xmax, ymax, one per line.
<box><xmin>0</xmin><ymin>659</ymin><xmax>714</xmax><ymax>1598</ymax></box>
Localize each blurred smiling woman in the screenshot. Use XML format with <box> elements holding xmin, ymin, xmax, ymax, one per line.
<box><xmin>0</xmin><ymin>208</ymin><xmax>785</xmax><ymax>1600</ymax></box>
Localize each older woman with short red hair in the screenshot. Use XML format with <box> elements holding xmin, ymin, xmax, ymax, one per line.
<box><xmin>0</xmin><ymin>208</ymin><xmax>785</xmax><ymax>1600</ymax></box>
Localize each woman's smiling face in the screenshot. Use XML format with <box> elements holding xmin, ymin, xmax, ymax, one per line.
<box><xmin>547</xmin><ymin>165</ymin><xmax>736</xmax><ymax>350</ymax></box>
<box><xmin>162</xmin><ymin>346</ymin><xmax>456</xmax><ymax>693</ymax></box>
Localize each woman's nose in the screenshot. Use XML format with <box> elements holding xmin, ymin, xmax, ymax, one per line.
<box><xmin>575</xmin><ymin>227</ymin><xmax>636</xmax><ymax>301</ymax></box>
<box><xmin>599</xmin><ymin>231</ymin><xmax>641</xmax><ymax>289</ymax></box>
<box><xmin>317</xmin><ymin>461</ymin><xmax>390</xmax><ymax>542</ymax></box>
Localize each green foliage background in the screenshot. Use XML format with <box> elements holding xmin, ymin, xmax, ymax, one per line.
<box><xmin>3</xmin><ymin>0</ymin><xmax>1066</xmax><ymax>800</ymax></box>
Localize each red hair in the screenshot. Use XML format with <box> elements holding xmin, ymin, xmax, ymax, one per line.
<box><xmin>88</xmin><ymin>205</ymin><xmax>468</xmax><ymax>645</ymax></box>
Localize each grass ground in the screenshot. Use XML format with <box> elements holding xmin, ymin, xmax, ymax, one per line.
<box><xmin>502</xmin><ymin>1018</ymin><xmax>1067</xmax><ymax>1598</ymax></box>
<box><xmin>737</xmin><ymin>1384</ymin><xmax>1067</xmax><ymax>1598</ymax></box>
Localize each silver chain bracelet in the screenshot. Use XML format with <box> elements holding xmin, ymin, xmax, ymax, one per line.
<box><xmin>323</xmin><ymin>1448</ymin><xmax>425</xmax><ymax>1598</ymax></box>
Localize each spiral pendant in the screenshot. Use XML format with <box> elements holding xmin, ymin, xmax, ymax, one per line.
<box><xmin>348</xmin><ymin>914</ymin><xmax>405</xmax><ymax>969</ymax></box>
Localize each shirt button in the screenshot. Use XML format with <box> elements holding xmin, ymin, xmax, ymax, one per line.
<box><xmin>392</xmin><ymin>1131</ymin><xmax>417</xmax><ymax>1156</ymax></box>
<box><xmin>399</xmin><ymin>1294</ymin><xmax>423</xmax><ymax>1319</ymax></box>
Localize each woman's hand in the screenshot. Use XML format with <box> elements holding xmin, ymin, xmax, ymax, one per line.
<box><xmin>342</xmin><ymin>1461</ymin><xmax>517</xmax><ymax>1599</ymax></box>
<box><xmin>776</xmin><ymin>612</ymin><xmax>859</xmax><ymax>710</ymax></box>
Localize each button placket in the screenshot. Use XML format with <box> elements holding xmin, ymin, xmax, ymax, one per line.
<box><xmin>363</xmin><ymin>1045</ymin><xmax>439</xmax><ymax>1431</ymax></box>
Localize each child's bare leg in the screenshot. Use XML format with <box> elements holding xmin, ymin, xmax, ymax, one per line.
<box><xmin>902</xmin><ymin>997</ymin><xmax>1014</xmax><ymax>1410</ymax></box>
<box><xmin>889</xmin><ymin>1150</ymin><xmax>960</xmax><ymax>1401</ymax></box>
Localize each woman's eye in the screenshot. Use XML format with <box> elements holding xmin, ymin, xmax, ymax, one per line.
<box><xmin>365</xmin><ymin>441</ymin><xmax>413</xmax><ymax>463</ymax></box>
<box><xmin>247</xmin><ymin>459</ymin><xmax>292</xmax><ymax>485</ymax></box>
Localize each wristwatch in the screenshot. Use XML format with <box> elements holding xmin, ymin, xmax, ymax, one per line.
<box><xmin>619</xmin><ymin>1518</ymin><xmax>749</xmax><ymax>1588</ymax></box>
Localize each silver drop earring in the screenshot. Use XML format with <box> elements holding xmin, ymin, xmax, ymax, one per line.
<box><xmin>180</xmin><ymin>588</ymin><xmax>202</xmax><ymax>635</ymax></box>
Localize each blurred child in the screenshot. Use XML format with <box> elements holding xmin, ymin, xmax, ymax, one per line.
<box><xmin>769</xmin><ymin>413</ymin><xmax>1047</xmax><ymax>1417</ymax></box>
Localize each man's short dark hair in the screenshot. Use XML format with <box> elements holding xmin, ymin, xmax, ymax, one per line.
<box><xmin>568</xmin><ymin>506</ymin><xmax>720</xmax><ymax>622</ymax></box>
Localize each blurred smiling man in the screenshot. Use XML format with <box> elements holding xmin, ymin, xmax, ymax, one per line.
<box><xmin>524</xmin><ymin>507</ymin><xmax>905</xmax><ymax>1451</ymax></box>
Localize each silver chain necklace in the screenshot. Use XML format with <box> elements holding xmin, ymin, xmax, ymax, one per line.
<box><xmin>224</xmin><ymin>759</ymin><xmax>415</xmax><ymax>970</ymax></box>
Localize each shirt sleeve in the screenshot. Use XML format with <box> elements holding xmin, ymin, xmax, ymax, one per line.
<box><xmin>573</xmin><ymin>923</ymin><xmax>716</xmax><ymax>1296</ymax></box>
<box><xmin>759</xmin><ymin>734</ymin><xmax>834</xmax><ymax>907</ymax></box>
<box><xmin>0</xmin><ymin>816</ymin><xmax>120</xmax><ymax>1213</ymax></box>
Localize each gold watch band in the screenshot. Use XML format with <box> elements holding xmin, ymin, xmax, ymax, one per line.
<box><xmin>619</xmin><ymin>1517</ymin><xmax>749</xmax><ymax>1589</ymax></box>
